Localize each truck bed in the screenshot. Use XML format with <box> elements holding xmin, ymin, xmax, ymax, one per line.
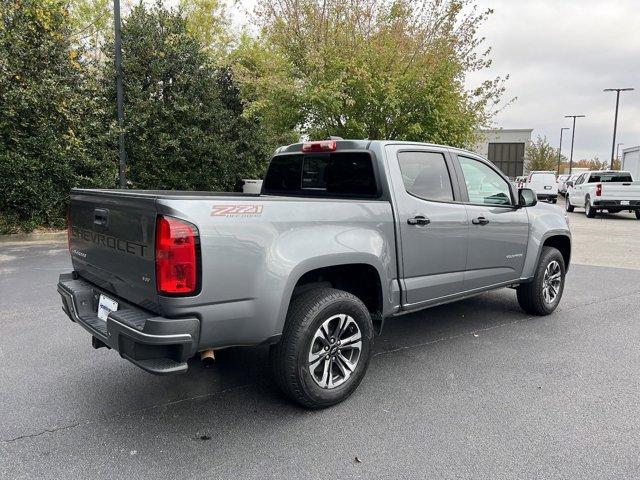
<box><xmin>67</xmin><ymin>187</ymin><xmax>398</xmax><ymax>347</ymax></box>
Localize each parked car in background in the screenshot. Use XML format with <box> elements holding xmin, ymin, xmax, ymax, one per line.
<box><xmin>557</xmin><ymin>174</ymin><xmax>571</xmax><ymax>196</ymax></box>
<box><xmin>58</xmin><ymin>139</ymin><xmax>571</xmax><ymax>408</ymax></box>
<box><xmin>527</xmin><ymin>171</ymin><xmax>558</xmax><ymax>203</ymax></box>
<box><xmin>566</xmin><ymin>170</ymin><xmax>640</xmax><ymax>218</ymax></box>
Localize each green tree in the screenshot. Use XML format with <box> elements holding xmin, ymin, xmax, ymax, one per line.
<box><xmin>68</xmin><ymin>0</ymin><xmax>112</xmax><ymax>63</ymax></box>
<box><xmin>0</xmin><ymin>0</ymin><xmax>114</xmax><ymax>233</ymax></box>
<box><xmin>524</xmin><ymin>136</ymin><xmax>558</xmax><ymax>172</ymax></box>
<box><xmin>99</xmin><ymin>2</ymin><xmax>273</xmax><ymax>191</ymax></box>
<box><xmin>179</xmin><ymin>0</ymin><xmax>231</xmax><ymax>54</ymax></box>
<box><xmin>233</xmin><ymin>0</ymin><xmax>508</xmax><ymax>146</ymax></box>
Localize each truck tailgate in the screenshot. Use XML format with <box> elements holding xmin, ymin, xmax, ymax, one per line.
<box><xmin>68</xmin><ymin>190</ymin><xmax>159</xmax><ymax>310</ymax></box>
<box><xmin>601</xmin><ymin>182</ymin><xmax>640</xmax><ymax>201</ymax></box>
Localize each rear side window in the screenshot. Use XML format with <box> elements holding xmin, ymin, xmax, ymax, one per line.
<box><xmin>589</xmin><ymin>173</ymin><xmax>633</xmax><ymax>183</ymax></box>
<box><xmin>397</xmin><ymin>151</ymin><xmax>454</xmax><ymax>202</ymax></box>
<box><xmin>263</xmin><ymin>152</ymin><xmax>378</xmax><ymax>197</ymax></box>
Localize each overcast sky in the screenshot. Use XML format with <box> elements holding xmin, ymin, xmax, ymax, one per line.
<box><xmin>231</xmin><ymin>0</ymin><xmax>639</xmax><ymax>160</ymax></box>
<box><xmin>467</xmin><ymin>0</ymin><xmax>639</xmax><ymax>161</ymax></box>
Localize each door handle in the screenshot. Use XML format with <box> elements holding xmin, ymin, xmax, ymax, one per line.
<box><xmin>407</xmin><ymin>216</ymin><xmax>430</xmax><ymax>226</ymax></box>
<box><xmin>94</xmin><ymin>208</ymin><xmax>109</xmax><ymax>226</ymax></box>
<box><xmin>472</xmin><ymin>216</ymin><xmax>490</xmax><ymax>225</ymax></box>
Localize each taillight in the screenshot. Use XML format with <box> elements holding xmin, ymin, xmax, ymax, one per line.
<box><xmin>155</xmin><ymin>216</ymin><xmax>199</xmax><ymax>295</ymax></box>
<box><xmin>595</xmin><ymin>183</ymin><xmax>602</xmax><ymax>197</ymax></box>
<box><xmin>302</xmin><ymin>140</ymin><xmax>337</xmax><ymax>152</ymax></box>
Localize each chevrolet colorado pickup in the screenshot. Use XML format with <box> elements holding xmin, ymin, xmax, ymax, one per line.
<box><xmin>58</xmin><ymin>139</ymin><xmax>571</xmax><ymax>408</ymax></box>
<box><xmin>565</xmin><ymin>170</ymin><xmax>640</xmax><ymax>218</ymax></box>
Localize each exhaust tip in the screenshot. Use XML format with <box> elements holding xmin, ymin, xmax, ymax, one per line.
<box><xmin>200</xmin><ymin>349</ymin><xmax>215</xmax><ymax>367</ymax></box>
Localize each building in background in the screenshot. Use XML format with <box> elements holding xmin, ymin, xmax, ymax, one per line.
<box><xmin>473</xmin><ymin>128</ymin><xmax>533</xmax><ymax>179</ymax></box>
<box><xmin>621</xmin><ymin>145</ymin><xmax>639</xmax><ymax>180</ymax></box>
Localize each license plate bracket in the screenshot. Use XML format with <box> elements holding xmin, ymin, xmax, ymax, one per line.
<box><xmin>97</xmin><ymin>294</ymin><xmax>118</xmax><ymax>321</ymax></box>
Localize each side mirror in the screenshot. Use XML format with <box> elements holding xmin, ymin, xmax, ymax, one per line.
<box><xmin>518</xmin><ymin>188</ymin><xmax>537</xmax><ymax>207</ymax></box>
<box><xmin>566</xmin><ymin>181</ymin><xmax>574</xmax><ymax>187</ymax></box>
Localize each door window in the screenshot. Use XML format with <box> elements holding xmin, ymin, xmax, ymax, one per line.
<box><xmin>458</xmin><ymin>156</ymin><xmax>512</xmax><ymax>206</ymax></box>
<box><xmin>397</xmin><ymin>151</ymin><xmax>454</xmax><ymax>202</ymax></box>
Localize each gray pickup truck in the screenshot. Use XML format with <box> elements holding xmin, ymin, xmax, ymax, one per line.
<box><xmin>58</xmin><ymin>139</ymin><xmax>571</xmax><ymax>408</ymax></box>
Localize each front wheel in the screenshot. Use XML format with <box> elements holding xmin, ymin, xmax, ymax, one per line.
<box><xmin>271</xmin><ymin>288</ymin><xmax>374</xmax><ymax>408</ymax></box>
<box><xmin>517</xmin><ymin>247</ymin><xmax>566</xmax><ymax>315</ymax></box>
<box><xmin>565</xmin><ymin>195</ymin><xmax>575</xmax><ymax>212</ymax></box>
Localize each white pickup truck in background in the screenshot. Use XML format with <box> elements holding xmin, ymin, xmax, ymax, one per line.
<box><xmin>565</xmin><ymin>170</ymin><xmax>640</xmax><ymax>219</ymax></box>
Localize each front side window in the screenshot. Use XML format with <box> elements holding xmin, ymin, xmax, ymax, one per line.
<box><xmin>397</xmin><ymin>151</ymin><xmax>454</xmax><ymax>202</ymax></box>
<box><xmin>458</xmin><ymin>156</ymin><xmax>512</xmax><ymax>206</ymax></box>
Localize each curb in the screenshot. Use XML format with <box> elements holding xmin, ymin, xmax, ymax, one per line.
<box><xmin>0</xmin><ymin>231</ymin><xmax>67</xmax><ymax>244</ymax></box>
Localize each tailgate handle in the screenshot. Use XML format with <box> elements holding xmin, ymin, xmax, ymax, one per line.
<box><xmin>94</xmin><ymin>208</ymin><xmax>109</xmax><ymax>226</ymax></box>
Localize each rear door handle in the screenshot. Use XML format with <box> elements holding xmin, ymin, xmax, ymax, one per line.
<box><xmin>407</xmin><ymin>216</ymin><xmax>430</xmax><ymax>226</ymax></box>
<box><xmin>472</xmin><ymin>216</ymin><xmax>490</xmax><ymax>225</ymax></box>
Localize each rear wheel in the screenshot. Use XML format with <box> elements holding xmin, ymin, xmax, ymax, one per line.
<box><xmin>635</xmin><ymin>210</ymin><xmax>640</xmax><ymax>220</ymax></box>
<box><xmin>565</xmin><ymin>195</ymin><xmax>574</xmax><ymax>212</ymax></box>
<box><xmin>271</xmin><ymin>288</ymin><xmax>373</xmax><ymax>408</ymax></box>
<box><xmin>585</xmin><ymin>197</ymin><xmax>596</xmax><ymax>218</ymax></box>
<box><xmin>517</xmin><ymin>247</ymin><xmax>566</xmax><ymax>315</ymax></box>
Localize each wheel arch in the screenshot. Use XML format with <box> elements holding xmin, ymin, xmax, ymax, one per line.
<box><xmin>542</xmin><ymin>234</ymin><xmax>571</xmax><ymax>270</ymax></box>
<box><xmin>276</xmin><ymin>256</ymin><xmax>391</xmax><ymax>335</ymax></box>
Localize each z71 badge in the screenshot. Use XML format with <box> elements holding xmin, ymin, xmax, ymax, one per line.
<box><xmin>211</xmin><ymin>204</ymin><xmax>264</xmax><ymax>217</ymax></box>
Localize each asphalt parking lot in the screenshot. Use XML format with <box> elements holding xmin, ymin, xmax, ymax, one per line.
<box><xmin>1</xmin><ymin>211</ymin><xmax>639</xmax><ymax>479</ymax></box>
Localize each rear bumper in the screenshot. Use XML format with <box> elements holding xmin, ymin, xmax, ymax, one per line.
<box><xmin>57</xmin><ymin>272</ymin><xmax>199</xmax><ymax>375</ymax></box>
<box><xmin>592</xmin><ymin>199</ymin><xmax>640</xmax><ymax>209</ymax></box>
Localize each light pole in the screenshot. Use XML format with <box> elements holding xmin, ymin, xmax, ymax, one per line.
<box><xmin>604</xmin><ymin>88</ymin><xmax>634</xmax><ymax>170</ymax></box>
<box><xmin>557</xmin><ymin>127</ymin><xmax>569</xmax><ymax>175</ymax></box>
<box><xmin>564</xmin><ymin>115</ymin><xmax>586</xmax><ymax>175</ymax></box>
<box><xmin>114</xmin><ymin>0</ymin><xmax>126</xmax><ymax>188</ymax></box>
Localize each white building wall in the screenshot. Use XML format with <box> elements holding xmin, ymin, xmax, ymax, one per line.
<box><xmin>622</xmin><ymin>146</ymin><xmax>640</xmax><ymax>180</ymax></box>
<box><xmin>472</xmin><ymin>129</ymin><xmax>533</xmax><ymax>158</ymax></box>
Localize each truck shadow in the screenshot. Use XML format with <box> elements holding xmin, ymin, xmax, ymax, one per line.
<box><xmin>156</xmin><ymin>287</ymin><xmax>530</xmax><ymax>405</ymax></box>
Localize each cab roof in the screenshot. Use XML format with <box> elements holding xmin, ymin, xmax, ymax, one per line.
<box><xmin>275</xmin><ymin>139</ymin><xmax>478</xmax><ymax>157</ymax></box>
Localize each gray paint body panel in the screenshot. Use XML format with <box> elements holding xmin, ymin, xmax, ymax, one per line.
<box><xmin>65</xmin><ymin>140</ymin><xmax>570</xmax><ymax>351</ymax></box>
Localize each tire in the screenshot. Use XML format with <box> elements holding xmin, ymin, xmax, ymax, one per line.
<box><xmin>517</xmin><ymin>246</ymin><xmax>566</xmax><ymax>316</ymax></box>
<box><xmin>635</xmin><ymin>210</ymin><xmax>640</xmax><ymax>220</ymax></box>
<box><xmin>565</xmin><ymin>195</ymin><xmax>574</xmax><ymax>212</ymax></box>
<box><xmin>271</xmin><ymin>287</ymin><xmax>374</xmax><ymax>408</ymax></box>
<box><xmin>585</xmin><ymin>197</ymin><xmax>596</xmax><ymax>218</ymax></box>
